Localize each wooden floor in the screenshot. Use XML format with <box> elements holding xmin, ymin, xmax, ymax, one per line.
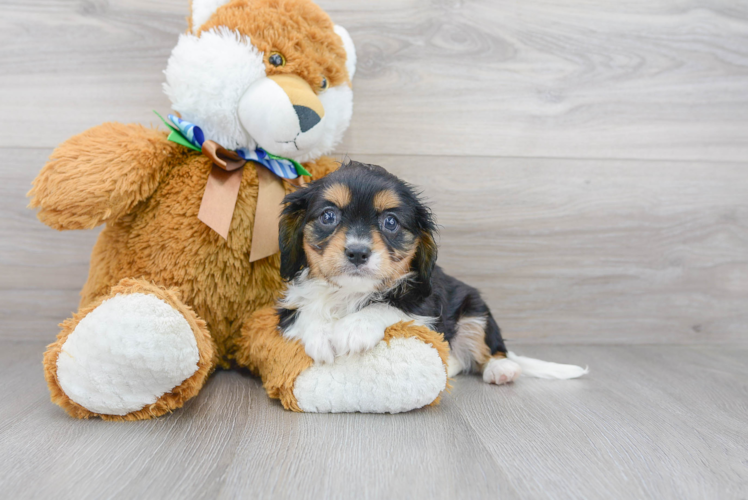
<box><xmin>1</xmin><ymin>0</ymin><xmax>747</xmax><ymax>498</ymax></box>
<box><xmin>1</xmin><ymin>342</ymin><xmax>746</xmax><ymax>499</ymax></box>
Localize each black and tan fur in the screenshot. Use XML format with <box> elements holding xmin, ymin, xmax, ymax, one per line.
<box><xmin>276</xmin><ymin>161</ymin><xmax>589</xmax><ymax>382</ymax></box>
<box><xmin>276</xmin><ymin>160</ymin><xmax>521</xmax><ymax>381</ymax></box>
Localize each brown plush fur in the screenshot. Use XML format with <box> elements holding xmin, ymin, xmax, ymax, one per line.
<box><xmin>43</xmin><ymin>278</ymin><xmax>216</xmax><ymax>421</ymax></box>
<box><xmin>30</xmin><ymin>122</ymin><xmax>339</xmax><ymax>419</ymax></box>
<box><xmin>31</xmin><ymin>124</ymin><xmax>339</xmax><ymax>367</ymax></box>
<box><xmin>235</xmin><ymin>307</ymin><xmax>312</xmax><ymax>411</ymax></box>
<box><xmin>236</xmin><ymin>309</ymin><xmax>450</xmax><ymax>411</ymax></box>
<box><xmin>197</xmin><ymin>0</ymin><xmax>350</xmax><ymax>91</ymax></box>
<box><xmin>31</xmin><ymin>0</ymin><xmax>444</xmax><ymax>419</ymax></box>
<box><xmin>28</xmin><ymin>123</ymin><xmax>179</xmax><ymax>230</ymax></box>
<box><xmin>29</xmin><ymin>0</ymin><xmax>351</xmax><ymax>419</ymax></box>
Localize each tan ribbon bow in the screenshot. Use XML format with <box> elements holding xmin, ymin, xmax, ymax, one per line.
<box><xmin>197</xmin><ymin>140</ymin><xmax>288</xmax><ymax>262</ymax></box>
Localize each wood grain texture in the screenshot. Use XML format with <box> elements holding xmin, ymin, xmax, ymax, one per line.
<box><xmin>6</xmin><ymin>148</ymin><xmax>747</xmax><ymax>343</ymax></box>
<box><xmin>0</xmin><ymin>341</ymin><xmax>746</xmax><ymax>499</ymax></box>
<box><xmin>1</xmin><ymin>0</ymin><xmax>747</xmax><ymax>160</ymax></box>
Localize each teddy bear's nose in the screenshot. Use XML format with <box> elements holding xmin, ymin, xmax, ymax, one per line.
<box><xmin>293</xmin><ymin>105</ymin><xmax>321</xmax><ymax>133</ymax></box>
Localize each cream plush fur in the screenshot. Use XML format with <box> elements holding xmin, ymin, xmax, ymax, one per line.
<box><xmin>294</xmin><ymin>337</ymin><xmax>447</xmax><ymax>413</ymax></box>
<box><xmin>56</xmin><ymin>293</ymin><xmax>200</xmax><ymax>416</ymax></box>
<box><xmin>164</xmin><ymin>27</ymin><xmax>266</xmax><ymax>151</ymax></box>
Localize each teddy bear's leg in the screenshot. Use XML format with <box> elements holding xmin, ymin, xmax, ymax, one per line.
<box><xmin>236</xmin><ymin>308</ymin><xmax>449</xmax><ymax>414</ymax></box>
<box><xmin>43</xmin><ymin>278</ymin><xmax>216</xmax><ymax>421</ymax></box>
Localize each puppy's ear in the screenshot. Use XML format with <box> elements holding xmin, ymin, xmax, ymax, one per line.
<box><xmin>279</xmin><ymin>186</ymin><xmax>312</xmax><ymax>281</ymax></box>
<box><xmin>410</xmin><ymin>204</ymin><xmax>438</xmax><ymax>299</ymax></box>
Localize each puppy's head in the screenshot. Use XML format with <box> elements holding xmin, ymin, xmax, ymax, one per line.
<box><xmin>279</xmin><ymin>161</ymin><xmax>437</xmax><ymax>296</ymax></box>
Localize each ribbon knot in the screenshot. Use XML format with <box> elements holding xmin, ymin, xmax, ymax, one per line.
<box><xmin>155</xmin><ymin>111</ymin><xmax>310</xmax><ymax>262</ymax></box>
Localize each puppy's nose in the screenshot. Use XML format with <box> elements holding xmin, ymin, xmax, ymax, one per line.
<box><xmin>345</xmin><ymin>245</ymin><xmax>371</xmax><ymax>266</ymax></box>
<box><xmin>293</xmin><ymin>105</ymin><xmax>321</xmax><ymax>133</ymax></box>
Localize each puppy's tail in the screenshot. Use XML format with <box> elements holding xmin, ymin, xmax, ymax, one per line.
<box><xmin>507</xmin><ymin>351</ymin><xmax>589</xmax><ymax>380</ymax></box>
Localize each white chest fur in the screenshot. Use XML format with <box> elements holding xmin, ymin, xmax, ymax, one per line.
<box><xmin>280</xmin><ymin>271</ymin><xmax>433</xmax><ymax>363</ymax></box>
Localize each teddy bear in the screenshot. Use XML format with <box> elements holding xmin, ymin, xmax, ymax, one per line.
<box><xmin>28</xmin><ymin>0</ymin><xmax>448</xmax><ymax>420</ymax></box>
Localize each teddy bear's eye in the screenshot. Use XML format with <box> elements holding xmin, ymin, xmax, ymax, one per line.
<box><xmin>269</xmin><ymin>52</ymin><xmax>286</xmax><ymax>67</ymax></box>
<box><xmin>320</xmin><ymin>76</ymin><xmax>329</xmax><ymax>91</ymax></box>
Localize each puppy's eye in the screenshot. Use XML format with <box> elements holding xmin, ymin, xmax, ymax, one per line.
<box><xmin>269</xmin><ymin>52</ymin><xmax>286</xmax><ymax>67</ymax></box>
<box><xmin>319</xmin><ymin>208</ymin><xmax>338</xmax><ymax>226</ymax></box>
<box><xmin>320</xmin><ymin>76</ymin><xmax>329</xmax><ymax>91</ymax></box>
<box><xmin>381</xmin><ymin>215</ymin><xmax>399</xmax><ymax>233</ymax></box>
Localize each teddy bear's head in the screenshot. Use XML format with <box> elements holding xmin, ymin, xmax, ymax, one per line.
<box><xmin>164</xmin><ymin>0</ymin><xmax>356</xmax><ymax>162</ymax></box>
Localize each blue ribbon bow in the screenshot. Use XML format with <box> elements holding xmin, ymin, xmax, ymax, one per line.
<box><xmin>154</xmin><ymin>111</ymin><xmax>311</xmax><ymax>178</ymax></box>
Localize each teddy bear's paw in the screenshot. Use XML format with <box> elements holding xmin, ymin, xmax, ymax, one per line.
<box><xmin>56</xmin><ymin>293</ymin><xmax>200</xmax><ymax>416</ymax></box>
<box><xmin>330</xmin><ymin>312</ymin><xmax>386</xmax><ymax>357</ymax></box>
<box><xmin>293</xmin><ymin>336</ymin><xmax>447</xmax><ymax>413</ymax></box>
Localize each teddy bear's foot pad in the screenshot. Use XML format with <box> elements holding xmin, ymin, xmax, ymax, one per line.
<box><xmin>56</xmin><ymin>293</ymin><xmax>200</xmax><ymax>416</ymax></box>
<box><xmin>292</xmin><ymin>336</ymin><xmax>447</xmax><ymax>413</ymax></box>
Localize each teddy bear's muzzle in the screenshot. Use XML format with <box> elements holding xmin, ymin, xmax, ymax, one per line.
<box><xmin>237</xmin><ymin>73</ymin><xmax>326</xmax><ymax>160</ymax></box>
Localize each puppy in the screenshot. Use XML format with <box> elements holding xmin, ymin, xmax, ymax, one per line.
<box><xmin>276</xmin><ymin>161</ymin><xmax>587</xmax><ymax>384</ymax></box>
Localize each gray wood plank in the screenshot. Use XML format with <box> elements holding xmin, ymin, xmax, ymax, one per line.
<box><xmin>216</xmin><ymin>383</ymin><xmax>516</xmax><ymax>500</ymax></box>
<box><xmin>1</xmin><ymin>0</ymin><xmax>747</xmax><ymax>161</ymax></box>
<box><xmin>453</xmin><ymin>344</ymin><xmax>748</xmax><ymax>499</ymax></box>
<box><xmin>0</xmin><ymin>341</ymin><xmax>746</xmax><ymax>499</ymax></box>
<box><xmin>6</xmin><ymin>148</ymin><xmax>747</xmax><ymax>344</ymax></box>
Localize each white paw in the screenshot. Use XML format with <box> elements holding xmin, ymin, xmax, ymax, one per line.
<box><xmin>331</xmin><ymin>314</ymin><xmax>386</xmax><ymax>357</ymax></box>
<box><xmin>303</xmin><ymin>331</ymin><xmax>335</xmax><ymax>364</ymax></box>
<box><xmin>56</xmin><ymin>293</ymin><xmax>200</xmax><ymax>415</ymax></box>
<box><xmin>483</xmin><ymin>357</ymin><xmax>522</xmax><ymax>385</ymax></box>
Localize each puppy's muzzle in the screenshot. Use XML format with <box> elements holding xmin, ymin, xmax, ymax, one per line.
<box><xmin>345</xmin><ymin>244</ymin><xmax>371</xmax><ymax>267</ymax></box>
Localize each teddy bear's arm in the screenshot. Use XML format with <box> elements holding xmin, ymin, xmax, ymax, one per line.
<box><xmin>28</xmin><ymin>122</ymin><xmax>180</xmax><ymax>230</ymax></box>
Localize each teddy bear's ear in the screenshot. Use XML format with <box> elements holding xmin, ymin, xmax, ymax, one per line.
<box><xmin>333</xmin><ymin>25</ymin><xmax>357</xmax><ymax>80</ymax></box>
<box><xmin>191</xmin><ymin>0</ymin><xmax>232</xmax><ymax>33</ymax></box>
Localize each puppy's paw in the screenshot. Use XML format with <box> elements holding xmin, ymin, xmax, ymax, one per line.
<box><xmin>331</xmin><ymin>314</ymin><xmax>386</xmax><ymax>357</ymax></box>
<box><xmin>303</xmin><ymin>333</ymin><xmax>335</xmax><ymax>364</ymax></box>
<box><xmin>483</xmin><ymin>357</ymin><xmax>522</xmax><ymax>385</ymax></box>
